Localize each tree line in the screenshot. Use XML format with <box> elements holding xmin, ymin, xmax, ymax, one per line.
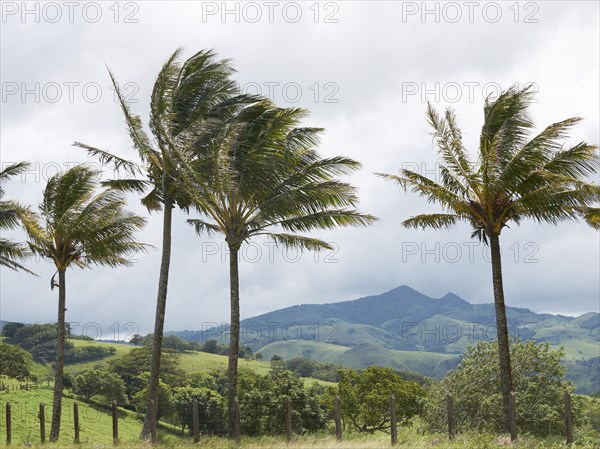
<box><xmin>0</xmin><ymin>46</ymin><xmax>598</xmax><ymax>442</ymax></box>
<box><xmin>3</xmin><ymin>336</ymin><xmax>598</xmax><ymax>441</ymax></box>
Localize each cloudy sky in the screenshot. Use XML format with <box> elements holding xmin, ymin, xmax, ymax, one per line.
<box><xmin>1</xmin><ymin>1</ymin><xmax>598</xmax><ymax>339</ymax></box>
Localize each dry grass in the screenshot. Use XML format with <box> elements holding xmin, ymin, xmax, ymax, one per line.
<box><xmin>4</xmin><ymin>432</ymin><xmax>584</xmax><ymax>449</ymax></box>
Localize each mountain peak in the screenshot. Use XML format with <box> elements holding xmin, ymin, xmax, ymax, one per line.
<box><xmin>441</xmin><ymin>292</ymin><xmax>461</xmax><ymax>300</ymax></box>
<box><xmin>388</xmin><ymin>285</ymin><xmax>420</xmax><ymax>295</ymax></box>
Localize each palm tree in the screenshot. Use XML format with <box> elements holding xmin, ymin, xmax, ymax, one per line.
<box><xmin>377</xmin><ymin>85</ymin><xmax>599</xmax><ymax>432</ymax></box>
<box><xmin>0</xmin><ymin>162</ymin><xmax>34</xmax><ymax>273</ymax></box>
<box><xmin>20</xmin><ymin>165</ymin><xmax>147</xmax><ymax>441</ymax></box>
<box><xmin>75</xmin><ymin>48</ymin><xmax>256</xmax><ymax>438</ymax></box>
<box><xmin>177</xmin><ymin>100</ymin><xmax>377</xmax><ymax>435</ymax></box>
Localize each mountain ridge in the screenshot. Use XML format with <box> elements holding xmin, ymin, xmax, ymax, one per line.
<box><xmin>169</xmin><ymin>285</ymin><xmax>599</xmax><ymax>393</ymax></box>
<box><xmin>170</xmin><ymin>285</ymin><xmax>596</xmax><ymax>351</ymax></box>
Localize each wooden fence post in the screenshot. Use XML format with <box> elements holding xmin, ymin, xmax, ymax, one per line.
<box><xmin>233</xmin><ymin>397</ymin><xmax>241</xmax><ymax>444</ymax></box>
<box><xmin>112</xmin><ymin>401</ymin><xmax>119</xmax><ymax>445</ymax></box>
<box><xmin>446</xmin><ymin>394</ymin><xmax>455</xmax><ymax>440</ymax></box>
<box><xmin>334</xmin><ymin>396</ymin><xmax>342</xmax><ymax>441</ymax></box>
<box><xmin>564</xmin><ymin>391</ymin><xmax>573</xmax><ymax>445</ymax></box>
<box><xmin>149</xmin><ymin>400</ymin><xmax>157</xmax><ymax>444</ymax></box>
<box><xmin>390</xmin><ymin>394</ymin><xmax>398</xmax><ymax>446</ymax></box>
<box><xmin>192</xmin><ymin>398</ymin><xmax>200</xmax><ymax>443</ymax></box>
<box><xmin>285</xmin><ymin>396</ymin><xmax>293</xmax><ymax>442</ymax></box>
<box><xmin>39</xmin><ymin>403</ymin><xmax>45</xmax><ymax>444</ymax></box>
<box><xmin>73</xmin><ymin>401</ymin><xmax>80</xmax><ymax>444</ymax></box>
<box><xmin>509</xmin><ymin>392</ymin><xmax>517</xmax><ymax>442</ymax></box>
<box><xmin>5</xmin><ymin>402</ymin><xmax>11</xmax><ymax>445</ymax></box>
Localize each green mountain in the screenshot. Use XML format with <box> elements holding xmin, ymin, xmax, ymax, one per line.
<box><xmin>171</xmin><ymin>285</ymin><xmax>599</xmax><ymax>393</ymax></box>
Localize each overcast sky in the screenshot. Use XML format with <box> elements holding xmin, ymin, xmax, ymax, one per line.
<box><xmin>1</xmin><ymin>1</ymin><xmax>599</xmax><ymax>340</ymax></box>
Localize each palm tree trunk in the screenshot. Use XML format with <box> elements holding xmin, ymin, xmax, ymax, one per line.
<box><xmin>489</xmin><ymin>233</ymin><xmax>514</xmax><ymax>432</ymax></box>
<box><xmin>49</xmin><ymin>269</ymin><xmax>66</xmax><ymax>441</ymax></box>
<box><xmin>227</xmin><ymin>244</ymin><xmax>240</xmax><ymax>437</ymax></box>
<box><xmin>140</xmin><ymin>192</ymin><xmax>173</xmax><ymax>440</ymax></box>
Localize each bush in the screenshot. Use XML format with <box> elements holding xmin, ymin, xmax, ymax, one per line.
<box><xmin>170</xmin><ymin>386</ymin><xmax>226</xmax><ymax>435</ymax></box>
<box><xmin>108</xmin><ymin>346</ymin><xmax>185</xmax><ymax>401</ymax></box>
<box><xmin>0</xmin><ymin>343</ymin><xmax>33</xmax><ymax>380</ymax></box>
<box><xmin>423</xmin><ymin>339</ymin><xmax>573</xmax><ymax>436</ymax></box>
<box><xmin>65</xmin><ymin>345</ymin><xmax>116</xmax><ymax>363</ymax></box>
<box><xmin>335</xmin><ymin>366</ymin><xmax>426</xmax><ymax>433</ymax></box>
<box><xmin>237</xmin><ymin>368</ymin><xmax>330</xmax><ymax>435</ymax></box>
<box><xmin>73</xmin><ymin>369</ymin><xmax>127</xmax><ymax>403</ymax></box>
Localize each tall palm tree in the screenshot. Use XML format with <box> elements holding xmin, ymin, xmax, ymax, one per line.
<box><xmin>377</xmin><ymin>85</ymin><xmax>599</xmax><ymax>432</ymax></box>
<box><xmin>20</xmin><ymin>165</ymin><xmax>147</xmax><ymax>441</ymax></box>
<box><xmin>75</xmin><ymin>48</ymin><xmax>257</xmax><ymax>438</ymax></box>
<box><xmin>177</xmin><ymin>100</ymin><xmax>377</xmax><ymax>435</ymax></box>
<box><xmin>0</xmin><ymin>162</ymin><xmax>34</xmax><ymax>273</ymax></box>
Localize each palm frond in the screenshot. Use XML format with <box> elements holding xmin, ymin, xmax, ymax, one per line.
<box><xmin>101</xmin><ymin>179</ymin><xmax>151</xmax><ymax>194</ymax></box>
<box><xmin>260</xmin><ymin>233</ymin><xmax>332</xmax><ymax>251</ymax></box>
<box><xmin>42</xmin><ymin>165</ymin><xmax>98</xmax><ymax>227</ymax></box>
<box><xmin>108</xmin><ymin>68</ymin><xmax>155</xmax><ymax>162</ymax></box>
<box><xmin>581</xmin><ymin>207</ymin><xmax>600</xmax><ymax>230</ymax></box>
<box><xmin>402</xmin><ymin>214</ymin><xmax>461</xmax><ymax>230</ymax></box>
<box><xmin>260</xmin><ymin>209</ymin><xmax>376</xmax><ymax>234</ymax></box>
<box><xmin>22</xmin><ymin>165</ymin><xmax>149</xmax><ymax>274</ymax></box>
<box><xmin>187</xmin><ymin>218</ymin><xmax>222</xmax><ymax>237</ymax></box>
<box><xmin>73</xmin><ymin>142</ymin><xmax>142</xmax><ymax>176</ymax></box>
<box><xmin>426</xmin><ymin>103</ymin><xmax>477</xmax><ymax>196</ymax></box>
<box><xmin>501</xmin><ymin>117</ymin><xmax>583</xmax><ymax>188</ymax></box>
<box><xmin>140</xmin><ymin>188</ymin><xmax>164</xmax><ymax>212</ymax></box>
<box><xmin>0</xmin><ymin>248</ymin><xmax>36</xmax><ymax>275</ymax></box>
<box><xmin>0</xmin><ymin>162</ymin><xmax>30</xmax><ymax>197</ymax></box>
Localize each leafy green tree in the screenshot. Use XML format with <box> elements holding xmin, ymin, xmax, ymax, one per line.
<box><xmin>1</xmin><ymin>322</ymin><xmax>25</xmax><ymax>339</ymax></box>
<box><xmin>108</xmin><ymin>346</ymin><xmax>185</xmax><ymax>401</ymax></box>
<box><xmin>202</xmin><ymin>340</ymin><xmax>219</xmax><ymax>354</ymax></box>
<box><xmin>0</xmin><ymin>343</ymin><xmax>33</xmax><ymax>380</ymax></box>
<box><xmin>378</xmin><ymin>85</ymin><xmax>599</xmax><ymax>430</ymax></box>
<box><xmin>73</xmin><ymin>369</ymin><xmax>126</xmax><ymax>403</ymax></box>
<box><xmin>0</xmin><ymin>162</ymin><xmax>34</xmax><ymax>273</ymax></box>
<box><xmin>335</xmin><ymin>366</ymin><xmax>425</xmax><ymax>433</ymax></box>
<box><xmin>237</xmin><ymin>368</ymin><xmax>329</xmax><ymax>436</ymax></box>
<box><xmin>30</xmin><ymin>340</ymin><xmax>74</xmax><ymax>364</ymax></box>
<box><xmin>575</xmin><ymin>396</ymin><xmax>600</xmax><ymax>444</ymax></box>
<box><xmin>129</xmin><ymin>334</ymin><xmax>144</xmax><ymax>346</ymax></box>
<box><xmin>170</xmin><ymin>386</ymin><xmax>226</xmax><ymax>435</ymax></box>
<box><xmin>5</xmin><ymin>323</ymin><xmax>108</xmax><ymax>364</ymax></box>
<box><xmin>76</xmin><ymin>48</ymin><xmax>255</xmax><ymax>438</ymax></box>
<box><xmin>180</xmin><ymin>100</ymin><xmax>376</xmax><ymax>433</ymax></box>
<box><xmin>142</xmin><ymin>334</ymin><xmax>200</xmax><ymax>352</ymax></box>
<box><xmin>132</xmin><ymin>373</ymin><xmax>173</xmax><ymax>421</ymax></box>
<box><xmin>424</xmin><ymin>340</ymin><xmax>574</xmax><ymax>436</ymax></box>
<box><xmin>187</xmin><ymin>372</ymin><xmax>219</xmax><ymax>392</ymax></box>
<box><xmin>20</xmin><ymin>165</ymin><xmax>147</xmax><ymax>441</ymax></box>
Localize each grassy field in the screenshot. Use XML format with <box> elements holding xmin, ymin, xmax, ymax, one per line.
<box><xmin>60</xmin><ymin>340</ymin><xmax>334</xmax><ymax>387</ymax></box>
<box><xmin>257</xmin><ymin>340</ymin><xmax>459</xmax><ymax>378</ymax></box>
<box><xmin>0</xmin><ymin>387</ymin><xmax>146</xmax><ymax>444</ymax></box>
<box><xmin>555</xmin><ymin>339</ymin><xmax>600</xmax><ymax>361</ymax></box>
<box><xmin>0</xmin><ymin>423</ymin><xmax>587</xmax><ymax>449</ymax></box>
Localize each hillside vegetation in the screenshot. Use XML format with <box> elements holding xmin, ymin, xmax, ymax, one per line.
<box><xmin>170</xmin><ymin>286</ymin><xmax>599</xmax><ymax>393</ymax></box>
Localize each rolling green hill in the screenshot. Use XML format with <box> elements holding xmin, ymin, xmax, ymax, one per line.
<box><xmin>51</xmin><ymin>340</ymin><xmax>331</xmax><ymax>387</ymax></box>
<box><xmin>257</xmin><ymin>340</ymin><xmax>461</xmax><ymax>379</ymax></box>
